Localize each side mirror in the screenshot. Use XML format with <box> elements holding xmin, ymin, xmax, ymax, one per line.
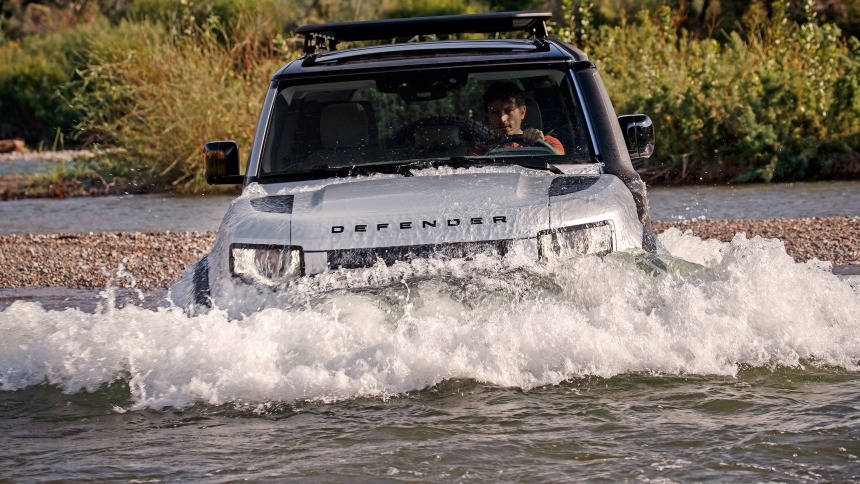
<box><xmin>204</xmin><ymin>141</ymin><xmax>244</xmax><ymax>185</ymax></box>
<box><xmin>618</xmin><ymin>114</ymin><xmax>655</xmax><ymax>162</ymax></box>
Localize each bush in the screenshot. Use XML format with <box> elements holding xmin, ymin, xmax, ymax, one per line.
<box><xmin>7</xmin><ymin>1</ymin><xmax>860</xmax><ymax>192</ymax></box>
<box><xmin>382</xmin><ymin>0</ymin><xmax>481</xmax><ymax>19</ymax></box>
<box><xmin>0</xmin><ymin>19</ymin><xmax>168</xmax><ymax>147</ymax></box>
<box><xmin>557</xmin><ymin>1</ymin><xmax>860</xmax><ymax>183</ymax></box>
<box><xmin>70</xmin><ymin>20</ymin><xmax>286</xmax><ymax>191</ymax></box>
<box><xmin>0</xmin><ymin>37</ymin><xmax>77</xmax><ymax>145</ymax></box>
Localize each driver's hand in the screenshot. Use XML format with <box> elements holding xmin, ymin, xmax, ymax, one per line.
<box><xmin>522</xmin><ymin>128</ymin><xmax>545</xmax><ymax>145</ymax></box>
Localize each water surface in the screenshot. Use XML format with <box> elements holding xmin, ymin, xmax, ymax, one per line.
<box><xmin>2</xmin><ymin>231</ymin><xmax>859</xmax><ymax>480</ymax></box>
<box><xmin>0</xmin><ymin>181</ymin><xmax>857</xmax><ymax>235</ymax></box>
<box><xmin>0</xmin><ymin>193</ymin><xmax>235</xmax><ymax>235</ymax></box>
<box><xmin>2</xmin><ymin>178</ymin><xmax>859</xmax><ymax>480</ymax></box>
<box><xmin>647</xmin><ymin>180</ymin><xmax>860</xmax><ymax>220</ymax></box>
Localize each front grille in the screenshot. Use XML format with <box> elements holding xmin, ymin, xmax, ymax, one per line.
<box><xmin>326</xmin><ymin>239</ymin><xmax>511</xmax><ymax>269</ymax></box>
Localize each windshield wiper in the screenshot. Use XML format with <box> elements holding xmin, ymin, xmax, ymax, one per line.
<box><xmin>259</xmin><ymin>168</ymin><xmax>353</xmax><ymax>183</ymax></box>
<box><xmin>344</xmin><ymin>163</ymin><xmax>415</xmax><ymax>177</ymax></box>
<box><xmin>262</xmin><ymin>164</ymin><xmax>413</xmax><ymax>181</ymax></box>
<box><xmin>424</xmin><ymin>156</ymin><xmax>564</xmax><ymax>174</ymax></box>
<box><xmin>261</xmin><ymin>157</ymin><xmax>562</xmax><ymax>182</ymax></box>
<box><xmin>338</xmin><ymin>156</ymin><xmax>563</xmax><ymax>176</ymax></box>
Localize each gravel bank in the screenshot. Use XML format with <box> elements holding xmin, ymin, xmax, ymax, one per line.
<box><xmin>0</xmin><ymin>231</ymin><xmax>215</xmax><ymax>290</ymax></box>
<box><xmin>652</xmin><ymin>216</ymin><xmax>860</xmax><ymax>268</ymax></box>
<box><xmin>0</xmin><ymin>217</ymin><xmax>857</xmax><ymax>290</ymax></box>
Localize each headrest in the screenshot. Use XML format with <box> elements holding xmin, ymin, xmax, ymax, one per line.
<box><xmin>522</xmin><ymin>94</ymin><xmax>543</xmax><ymax>132</ymax></box>
<box><xmin>414</xmin><ymin>125</ymin><xmax>461</xmax><ymax>150</ymax></box>
<box><xmin>320</xmin><ymin>102</ymin><xmax>371</xmax><ymax>149</ymax></box>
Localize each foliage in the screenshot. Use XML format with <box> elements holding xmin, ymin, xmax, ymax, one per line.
<box><xmin>13</xmin><ymin>153</ymin><xmax>122</xmax><ymax>198</ymax></box>
<box><xmin>567</xmin><ymin>0</ymin><xmax>860</xmax><ymax>40</ymax></box>
<box><xmin>3</xmin><ymin>0</ymin><xmax>860</xmax><ymax>191</ymax></box>
<box><xmin>70</xmin><ymin>19</ymin><xmax>285</xmax><ymax>191</ymax></box>
<box><xmin>381</xmin><ymin>0</ymin><xmax>481</xmax><ymax>19</ymax></box>
<box><xmin>0</xmin><ymin>19</ymin><xmax>166</xmax><ymax>146</ymax></box>
<box><xmin>556</xmin><ymin>0</ymin><xmax>860</xmax><ymax>182</ymax></box>
<box><xmin>0</xmin><ymin>39</ymin><xmax>74</xmax><ymax>145</ymax></box>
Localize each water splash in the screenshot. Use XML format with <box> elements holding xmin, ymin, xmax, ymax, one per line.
<box><xmin>1</xmin><ymin>230</ymin><xmax>858</xmax><ymax>410</ymax></box>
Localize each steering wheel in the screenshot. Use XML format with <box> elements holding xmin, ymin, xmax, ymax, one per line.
<box><xmin>485</xmin><ymin>134</ymin><xmax>557</xmax><ymax>155</ymax></box>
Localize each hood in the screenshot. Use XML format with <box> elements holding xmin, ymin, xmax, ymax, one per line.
<box><xmin>289</xmin><ymin>171</ymin><xmax>554</xmax><ymax>250</ymax></box>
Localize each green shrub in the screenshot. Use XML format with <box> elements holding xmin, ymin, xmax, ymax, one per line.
<box><xmin>557</xmin><ymin>1</ymin><xmax>860</xmax><ymax>183</ymax></box>
<box><xmin>382</xmin><ymin>0</ymin><xmax>481</xmax><ymax>19</ymax></box>
<box><xmin>128</xmin><ymin>0</ymin><xmax>308</xmax><ymax>45</ymax></box>
<box><xmin>0</xmin><ymin>19</ymin><xmax>167</xmax><ymax>147</ymax></box>
<box><xmin>9</xmin><ymin>1</ymin><xmax>860</xmax><ymax>192</ymax></box>
<box><xmin>70</xmin><ymin>22</ymin><xmax>285</xmax><ymax>191</ymax></box>
<box><xmin>0</xmin><ymin>33</ymin><xmax>84</xmax><ymax>146</ymax></box>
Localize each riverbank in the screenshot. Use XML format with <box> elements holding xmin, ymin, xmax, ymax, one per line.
<box><xmin>0</xmin><ymin>150</ymin><xmax>244</xmax><ymax>199</ymax></box>
<box><xmin>0</xmin><ymin>231</ymin><xmax>215</xmax><ymax>290</ymax></box>
<box><xmin>651</xmin><ymin>217</ymin><xmax>860</xmax><ymax>269</ymax></box>
<box><xmin>0</xmin><ymin>149</ymin><xmax>126</xmax><ymax>199</ymax></box>
<box><xmin>0</xmin><ymin>217</ymin><xmax>857</xmax><ymax>290</ymax></box>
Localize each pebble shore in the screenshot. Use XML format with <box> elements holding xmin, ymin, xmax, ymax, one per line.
<box><xmin>0</xmin><ymin>231</ymin><xmax>216</xmax><ymax>290</ymax></box>
<box><xmin>651</xmin><ymin>217</ymin><xmax>860</xmax><ymax>268</ymax></box>
<box><xmin>0</xmin><ymin>216</ymin><xmax>857</xmax><ymax>290</ymax></box>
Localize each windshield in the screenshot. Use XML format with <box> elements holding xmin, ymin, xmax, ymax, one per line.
<box><xmin>259</xmin><ymin>66</ymin><xmax>594</xmax><ymax>179</ymax></box>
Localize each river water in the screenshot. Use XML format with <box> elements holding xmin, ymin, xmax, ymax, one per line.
<box><xmin>1</xmin><ymin>181</ymin><xmax>859</xmax><ymax>481</ymax></box>
<box><xmin>0</xmin><ymin>181</ymin><xmax>858</xmax><ymax>235</ymax></box>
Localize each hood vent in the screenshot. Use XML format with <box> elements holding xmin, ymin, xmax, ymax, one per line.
<box><xmin>250</xmin><ymin>195</ymin><xmax>294</xmax><ymax>213</ymax></box>
<box><xmin>548</xmin><ymin>176</ymin><xmax>599</xmax><ymax>197</ymax></box>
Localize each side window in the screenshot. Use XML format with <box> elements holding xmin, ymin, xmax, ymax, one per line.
<box><xmin>261</xmin><ymin>92</ymin><xmax>293</xmax><ymax>173</ymax></box>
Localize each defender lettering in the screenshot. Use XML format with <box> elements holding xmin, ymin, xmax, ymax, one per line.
<box><xmin>332</xmin><ymin>216</ymin><xmax>509</xmax><ymax>234</ymax></box>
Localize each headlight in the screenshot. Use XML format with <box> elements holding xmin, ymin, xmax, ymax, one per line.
<box><xmin>230</xmin><ymin>244</ymin><xmax>303</xmax><ymax>285</ymax></box>
<box><xmin>538</xmin><ymin>221</ymin><xmax>614</xmax><ymax>260</ymax></box>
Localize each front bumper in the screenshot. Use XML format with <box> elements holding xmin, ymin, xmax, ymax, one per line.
<box><xmin>227</xmin><ymin>220</ymin><xmax>615</xmax><ymax>287</ymax></box>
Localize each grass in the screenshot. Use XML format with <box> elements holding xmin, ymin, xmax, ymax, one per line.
<box><xmin>557</xmin><ymin>1</ymin><xmax>860</xmax><ymax>183</ymax></box>
<box><xmin>67</xmin><ymin>17</ymin><xmax>288</xmax><ymax>192</ymax></box>
<box><xmin>3</xmin><ymin>1</ymin><xmax>859</xmax><ymax>194</ymax></box>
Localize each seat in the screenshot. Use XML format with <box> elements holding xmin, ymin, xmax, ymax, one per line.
<box><xmin>304</xmin><ymin>101</ymin><xmax>382</xmax><ymax>167</ymax></box>
<box><xmin>522</xmin><ymin>93</ymin><xmax>543</xmax><ymax>132</ymax></box>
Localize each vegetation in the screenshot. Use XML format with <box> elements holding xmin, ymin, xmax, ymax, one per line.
<box><xmin>558</xmin><ymin>0</ymin><xmax>860</xmax><ymax>182</ymax></box>
<box><xmin>1</xmin><ymin>0</ymin><xmax>859</xmax><ymax>194</ymax></box>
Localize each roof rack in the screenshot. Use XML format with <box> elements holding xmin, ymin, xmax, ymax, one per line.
<box><xmin>296</xmin><ymin>10</ymin><xmax>552</xmax><ymax>56</ymax></box>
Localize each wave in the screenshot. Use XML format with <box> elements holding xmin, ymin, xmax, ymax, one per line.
<box><xmin>1</xmin><ymin>229</ymin><xmax>858</xmax><ymax>410</ymax></box>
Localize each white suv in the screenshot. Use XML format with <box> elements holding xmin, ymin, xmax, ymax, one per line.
<box><xmin>178</xmin><ymin>11</ymin><xmax>656</xmax><ymax>309</ymax></box>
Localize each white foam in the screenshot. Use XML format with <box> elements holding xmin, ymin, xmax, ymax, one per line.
<box><xmin>2</xmin><ymin>231</ymin><xmax>858</xmax><ymax>410</ymax></box>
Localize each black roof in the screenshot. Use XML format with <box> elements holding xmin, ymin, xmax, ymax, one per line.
<box><xmin>272</xmin><ymin>11</ymin><xmax>589</xmax><ymax>80</ymax></box>
<box><xmin>295</xmin><ymin>11</ymin><xmax>552</xmax><ymax>55</ymax></box>
<box><xmin>273</xmin><ymin>40</ymin><xmax>585</xmax><ymax>80</ymax></box>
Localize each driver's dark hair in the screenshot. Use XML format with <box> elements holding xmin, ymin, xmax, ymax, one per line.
<box><xmin>483</xmin><ymin>82</ymin><xmax>525</xmax><ymax>109</ymax></box>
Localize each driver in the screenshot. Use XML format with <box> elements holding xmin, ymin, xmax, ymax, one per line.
<box><xmin>473</xmin><ymin>81</ymin><xmax>565</xmax><ymax>155</ymax></box>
